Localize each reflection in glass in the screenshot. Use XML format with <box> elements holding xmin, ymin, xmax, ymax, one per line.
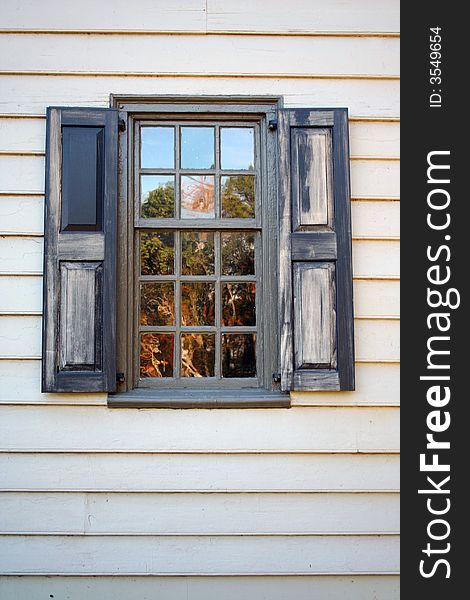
<box><xmin>181</xmin><ymin>334</ymin><xmax>215</xmax><ymax>377</ymax></box>
<box><xmin>221</xmin><ymin>127</ymin><xmax>254</xmax><ymax>170</ymax></box>
<box><xmin>222</xmin><ymin>283</ymin><xmax>256</xmax><ymax>326</ymax></box>
<box><xmin>140</xmin><ymin>231</ymin><xmax>174</xmax><ymax>275</ymax></box>
<box><xmin>140</xmin><ymin>333</ymin><xmax>174</xmax><ymax>378</ymax></box>
<box><xmin>222</xmin><ymin>334</ymin><xmax>256</xmax><ymax>378</ymax></box>
<box><xmin>181</xmin><ymin>231</ymin><xmax>215</xmax><ymax>275</ymax></box>
<box><xmin>181</xmin><ymin>127</ymin><xmax>215</xmax><ymax>169</ymax></box>
<box><xmin>181</xmin><ymin>175</ymin><xmax>215</xmax><ymax>219</ymax></box>
<box><xmin>221</xmin><ymin>175</ymin><xmax>255</xmax><ymax>218</ymax></box>
<box><xmin>140</xmin><ymin>175</ymin><xmax>175</xmax><ymax>218</ymax></box>
<box><xmin>141</xmin><ymin>127</ymin><xmax>174</xmax><ymax>169</ymax></box>
<box><xmin>140</xmin><ymin>282</ymin><xmax>174</xmax><ymax>326</ymax></box>
<box><xmin>221</xmin><ymin>232</ymin><xmax>255</xmax><ymax>275</ymax></box>
<box><xmin>181</xmin><ymin>282</ymin><xmax>215</xmax><ymax>326</ymax></box>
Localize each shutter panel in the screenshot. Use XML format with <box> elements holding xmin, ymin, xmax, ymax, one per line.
<box><xmin>278</xmin><ymin>109</ymin><xmax>354</xmax><ymax>391</ymax></box>
<box><xmin>42</xmin><ymin>107</ymin><xmax>118</xmax><ymax>392</ymax></box>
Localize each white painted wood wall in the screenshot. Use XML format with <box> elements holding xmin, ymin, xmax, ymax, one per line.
<box><xmin>0</xmin><ymin>1</ymin><xmax>400</xmax><ymax>598</ymax></box>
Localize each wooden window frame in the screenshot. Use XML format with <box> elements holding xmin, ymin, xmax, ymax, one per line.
<box><xmin>109</xmin><ymin>95</ymin><xmax>288</xmax><ymax>408</ymax></box>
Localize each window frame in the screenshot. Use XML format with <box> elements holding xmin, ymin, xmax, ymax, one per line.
<box><xmin>111</xmin><ymin>95</ymin><xmax>284</xmax><ymax>403</ymax></box>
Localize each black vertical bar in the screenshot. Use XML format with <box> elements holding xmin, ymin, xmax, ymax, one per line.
<box><xmin>402</xmin><ymin>4</ymin><xmax>466</xmax><ymax>596</ymax></box>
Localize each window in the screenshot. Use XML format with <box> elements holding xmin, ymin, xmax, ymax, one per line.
<box><xmin>41</xmin><ymin>98</ymin><xmax>354</xmax><ymax>405</ymax></box>
<box><xmin>135</xmin><ymin>119</ymin><xmax>265</xmax><ymax>388</ymax></box>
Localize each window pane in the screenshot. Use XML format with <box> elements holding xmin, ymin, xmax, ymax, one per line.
<box><xmin>221</xmin><ymin>127</ymin><xmax>254</xmax><ymax>170</ymax></box>
<box><xmin>181</xmin><ymin>175</ymin><xmax>215</xmax><ymax>219</ymax></box>
<box><xmin>181</xmin><ymin>334</ymin><xmax>215</xmax><ymax>377</ymax></box>
<box><xmin>141</xmin><ymin>126</ymin><xmax>174</xmax><ymax>169</ymax></box>
<box><xmin>140</xmin><ymin>175</ymin><xmax>175</xmax><ymax>218</ymax></box>
<box><xmin>222</xmin><ymin>333</ymin><xmax>256</xmax><ymax>378</ymax></box>
<box><xmin>140</xmin><ymin>282</ymin><xmax>174</xmax><ymax>326</ymax></box>
<box><xmin>140</xmin><ymin>333</ymin><xmax>174</xmax><ymax>378</ymax></box>
<box><xmin>222</xmin><ymin>283</ymin><xmax>256</xmax><ymax>326</ymax></box>
<box><xmin>221</xmin><ymin>232</ymin><xmax>255</xmax><ymax>276</ymax></box>
<box><xmin>181</xmin><ymin>231</ymin><xmax>215</xmax><ymax>275</ymax></box>
<box><xmin>140</xmin><ymin>231</ymin><xmax>174</xmax><ymax>275</ymax></box>
<box><xmin>221</xmin><ymin>175</ymin><xmax>255</xmax><ymax>218</ymax></box>
<box><xmin>181</xmin><ymin>127</ymin><xmax>215</xmax><ymax>169</ymax></box>
<box><xmin>181</xmin><ymin>282</ymin><xmax>215</xmax><ymax>326</ymax></box>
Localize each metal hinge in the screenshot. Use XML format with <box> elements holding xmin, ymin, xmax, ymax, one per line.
<box><xmin>118</xmin><ymin>118</ymin><xmax>126</xmax><ymax>133</ymax></box>
<box><xmin>268</xmin><ymin>119</ymin><xmax>278</xmax><ymax>132</ymax></box>
<box><xmin>272</xmin><ymin>372</ymin><xmax>281</xmax><ymax>383</ymax></box>
<box><xmin>116</xmin><ymin>372</ymin><xmax>125</xmax><ymax>383</ymax></box>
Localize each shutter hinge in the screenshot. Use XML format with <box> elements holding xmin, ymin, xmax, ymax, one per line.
<box><xmin>272</xmin><ymin>372</ymin><xmax>281</xmax><ymax>383</ymax></box>
<box><xmin>268</xmin><ymin>119</ymin><xmax>278</xmax><ymax>132</ymax></box>
<box><xmin>116</xmin><ymin>372</ymin><xmax>125</xmax><ymax>383</ymax></box>
<box><xmin>118</xmin><ymin>118</ymin><xmax>126</xmax><ymax>133</ymax></box>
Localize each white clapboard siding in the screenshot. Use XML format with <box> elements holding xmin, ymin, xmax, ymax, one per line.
<box><xmin>0</xmin><ymin>154</ymin><xmax>44</xmax><ymax>193</ymax></box>
<box><xmin>0</xmin><ymin>76</ymin><xmax>400</xmax><ymax>117</ymax></box>
<box><xmin>0</xmin><ymin>276</ymin><xmax>42</xmax><ymax>312</ymax></box>
<box><xmin>205</xmin><ymin>0</ymin><xmax>400</xmax><ymax>34</ymax></box>
<box><xmin>352</xmin><ymin>200</ymin><xmax>399</xmax><ymax>237</ymax></box>
<box><xmin>0</xmin><ymin>0</ymin><xmax>207</xmax><ymax>32</ymax></box>
<box><xmin>0</xmin><ymin>406</ymin><xmax>399</xmax><ymax>452</ymax></box>
<box><xmin>0</xmin><ymin>0</ymin><xmax>400</xmax><ymax>34</ymax></box>
<box><xmin>0</xmin><ymin>117</ymin><xmax>45</xmax><ymax>152</ymax></box>
<box><xmin>353</xmin><ymin>239</ymin><xmax>400</xmax><ymax>278</ymax></box>
<box><xmin>0</xmin><ymin>237</ymin><xmax>43</xmax><ymax>273</ymax></box>
<box><xmin>0</xmin><ymin>453</ymin><xmax>399</xmax><ymax>491</ymax></box>
<box><xmin>0</xmin><ymin>314</ymin><xmax>398</xmax><ymax>361</ymax></box>
<box><xmin>0</xmin><ymin>361</ymin><xmax>398</xmax><ymax>407</ymax></box>
<box><xmin>291</xmin><ymin>363</ymin><xmax>400</xmax><ymax>407</ymax></box>
<box><xmin>0</xmin><ymin>117</ymin><xmax>400</xmax><ymax>159</ymax></box>
<box><xmin>0</xmin><ymin>35</ymin><xmax>399</xmax><ymax>77</ymax></box>
<box><xmin>0</xmin><ymin>534</ymin><xmax>399</xmax><ymax>574</ymax></box>
<box><xmin>0</xmin><ymin>275</ymin><xmax>398</xmax><ymax>317</ymax></box>
<box><xmin>0</xmin><ymin>196</ymin><xmax>400</xmax><ymax>238</ymax></box>
<box><xmin>0</xmin><ymin>492</ymin><xmax>399</xmax><ymax>534</ymax></box>
<box><xmin>0</xmin><ymin>196</ymin><xmax>43</xmax><ymax>235</ymax></box>
<box><xmin>349</xmin><ymin>121</ymin><xmax>399</xmax><ymax>158</ymax></box>
<box><xmin>0</xmin><ymin>361</ymin><xmax>106</xmax><ymax>405</ymax></box>
<box><xmin>0</xmin><ymin>575</ymin><xmax>401</xmax><ymax>600</ymax></box>
<box><xmin>354</xmin><ymin>280</ymin><xmax>399</xmax><ymax>317</ymax></box>
<box><xmin>351</xmin><ymin>160</ymin><xmax>399</xmax><ymax>198</ymax></box>
<box><xmin>355</xmin><ymin>320</ymin><xmax>399</xmax><ymax>362</ymax></box>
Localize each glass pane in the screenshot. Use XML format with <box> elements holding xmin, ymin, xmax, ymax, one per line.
<box><xmin>181</xmin><ymin>175</ymin><xmax>215</xmax><ymax>219</ymax></box>
<box><xmin>181</xmin><ymin>334</ymin><xmax>215</xmax><ymax>377</ymax></box>
<box><xmin>140</xmin><ymin>231</ymin><xmax>174</xmax><ymax>275</ymax></box>
<box><xmin>140</xmin><ymin>175</ymin><xmax>175</xmax><ymax>218</ymax></box>
<box><xmin>221</xmin><ymin>175</ymin><xmax>255</xmax><ymax>218</ymax></box>
<box><xmin>181</xmin><ymin>282</ymin><xmax>215</xmax><ymax>326</ymax></box>
<box><xmin>222</xmin><ymin>283</ymin><xmax>256</xmax><ymax>326</ymax></box>
<box><xmin>140</xmin><ymin>282</ymin><xmax>174</xmax><ymax>326</ymax></box>
<box><xmin>141</xmin><ymin>126</ymin><xmax>174</xmax><ymax>169</ymax></box>
<box><xmin>222</xmin><ymin>333</ymin><xmax>256</xmax><ymax>378</ymax></box>
<box><xmin>181</xmin><ymin>127</ymin><xmax>215</xmax><ymax>169</ymax></box>
<box><xmin>140</xmin><ymin>333</ymin><xmax>174</xmax><ymax>378</ymax></box>
<box><xmin>181</xmin><ymin>231</ymin><xmax>215</xmax><ymax>275</ymax></box>
<box><xmin>221</xmin><ymin>232</ymin><xmax>255</xmax><ymax>276</ymax></box>
<box><xmin>220</xmin><ymin>127</ymin><xmax>254</xmax><ymax>170</ymax></box>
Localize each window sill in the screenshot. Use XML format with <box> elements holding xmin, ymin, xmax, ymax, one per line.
<box><xmin>108</xmin><ymin>388</ymin><xmax>291</xmax><ymax>409</ymax></box>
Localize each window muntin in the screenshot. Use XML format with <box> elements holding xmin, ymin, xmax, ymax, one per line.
<box><xmin>135</xmin><ymin>120</ymin><xmax>262</xmax><ymax>387</ymax></box>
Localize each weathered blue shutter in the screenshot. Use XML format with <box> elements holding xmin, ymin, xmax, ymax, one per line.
<box><xmin>278</xmin><ymin>108</ymin><xmax>355</xmax><ymax>391</ymax></box>
<box><xmin>42</xmin><ymin>107</ymin><xmax>118</xmax><ymax>392</ymax></box>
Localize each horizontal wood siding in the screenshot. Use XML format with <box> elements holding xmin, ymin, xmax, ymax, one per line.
<box><xmin>0</xmin><ymin>576</ymin><xmax>401</xmax><ymax>600</ymax></box>
<box><xmin>0</xmin><ymin>2</ymin><xmax>399</xmax><ymax>596</ymax></box>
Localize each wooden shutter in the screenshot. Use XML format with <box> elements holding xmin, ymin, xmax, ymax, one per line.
<box><xmin>42</xmin><ymin>107</ymin><xmax>118</xmax><ymax>392</ymax></box>
<box><xmin>278</xmin><ymin>109</ymin><xmax>354</xmax><ymax>391</ymax></box>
